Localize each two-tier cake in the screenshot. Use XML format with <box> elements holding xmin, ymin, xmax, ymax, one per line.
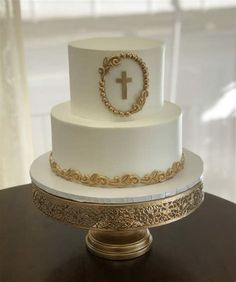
<box><xmin>50</xmin><ymin>37</ymin><xmax>183</xmax><ymax>187</ymax></box>
<box><xmin>30</xmin><ymin>37</ymin><xmax>204</xmax><ymax>260</ymax></box>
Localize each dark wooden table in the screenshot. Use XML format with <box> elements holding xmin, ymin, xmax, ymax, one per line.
<box><xmin>0</xmin><ymin>185</ymin><xmax>235</xmax><ymax>282</ymax></box>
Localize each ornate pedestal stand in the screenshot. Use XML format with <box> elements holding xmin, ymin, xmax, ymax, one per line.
<box><xmin>31</xmin><ymin>149</ymin><xmax>204</xmax><ymax>260</ymax></box>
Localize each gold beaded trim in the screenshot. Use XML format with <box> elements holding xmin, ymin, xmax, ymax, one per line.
<box><xmin>49</xmin><ymin>153</ymin><xmax>184</xmax><ymax>188</ymax></box>
<box><xmin>98</xmin><ymin>52</ymin><xmax>149</xmax><ymax>117</ymax></box>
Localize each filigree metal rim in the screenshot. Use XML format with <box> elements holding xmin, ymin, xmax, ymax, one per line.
<box><xmin>32</xmin><ymin>181</ymin><xmax>203</xmax><ymax>231</ymax></box>
<box><xmin>49</xmin><ymin>152</ymin><xmax>185</xmax><ymax>188</ymax></box>
<box><xmin>98</xmin><ymin>52</ymin><xmax>149</xmax><ymax>117</ymax></box>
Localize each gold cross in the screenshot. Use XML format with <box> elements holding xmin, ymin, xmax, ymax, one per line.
<box><xmin>116</xmin><ymin>71</ymin><xmax>132</xmax><ymax>100</ymax></box>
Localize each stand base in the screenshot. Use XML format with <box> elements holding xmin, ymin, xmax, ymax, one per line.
<box><xmin>32</xmin><ymin>179</ymin><xmax>204</xmax><ymax>261</ymax></box>
<box><xmin>86</xmin><ymin>229</ymin><xmax>153</xmax><ymax>260</ymax></box>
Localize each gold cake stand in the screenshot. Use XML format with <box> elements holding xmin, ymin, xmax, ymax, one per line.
<box><xmin>32</xmin><ymin>181</ymin><xmax>204</xmax><ymax>260</ymax></box>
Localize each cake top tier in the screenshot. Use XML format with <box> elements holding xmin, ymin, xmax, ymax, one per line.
<box><xmin>70</xmin><ymin>37</ymin><xmax>163</xmax><ymax>51</ymax></box>
<box><xmin>68</xmin><ymin>37</ymin><xmax>165</xmax><ymax>121</ymax></box>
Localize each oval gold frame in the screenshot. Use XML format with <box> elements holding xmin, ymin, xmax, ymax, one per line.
<box><xmin>98</xmin><ymin>52</ymin><xmax>149</xmax><ymax>117</ymax></box>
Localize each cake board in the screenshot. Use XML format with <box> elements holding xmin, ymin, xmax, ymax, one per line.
<box><xmin>31</xmin><ymin>148</ymin><xmax>204</xmax><ymax>260</ymax></box>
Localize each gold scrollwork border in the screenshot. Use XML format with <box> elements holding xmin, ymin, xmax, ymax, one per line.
<box><xmin>32</xmin><ymin>181</ymin><xmax>203</xmax><ymax>231</ymax></box>
<box><xmin>49</xmin><ymin>153</ymin><xmax>185</xmax><ymax>188</ymax></box>
<box><xmin>98</xmin><ymin>52</ymin><xmax>149</xmax><ymax>117</ymax></box>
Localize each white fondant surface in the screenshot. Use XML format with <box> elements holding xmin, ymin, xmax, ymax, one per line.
<box><xmin>68</xmin><ymin>37</ymin><xmax>165</xmax><ymax>121</ymax></box>
<box><xmin>30</xmin><ymin>149</ymin><xmax>203</xmax><ymax>204</ymax></box>
<box><xmin>51</xmin><ymin>101</ymin><xmax>182</xmax><ymax>177</ymax></box>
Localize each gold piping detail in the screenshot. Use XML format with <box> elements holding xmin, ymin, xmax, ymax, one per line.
<box><xmin>49</xmin><ymin>153</ymin><xmax>184</xmax><ymax>188</ymax></box>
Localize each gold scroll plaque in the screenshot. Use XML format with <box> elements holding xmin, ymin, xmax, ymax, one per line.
<box><xmin>98</xmin><ymin>52</ymin><xmax>149</xmax><ymax>117</ymax></box>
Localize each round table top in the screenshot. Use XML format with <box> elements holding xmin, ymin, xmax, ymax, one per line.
<box><xmin>0</xmin><ymin>184</ymin><xmax>235</xmax><ymax>282</ymax></box>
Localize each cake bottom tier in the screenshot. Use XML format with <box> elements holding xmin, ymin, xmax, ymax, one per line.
<box><xmin>51</xmin><ymin>101</ymin><xmax>182</xmax><ymax>186</ymax></box>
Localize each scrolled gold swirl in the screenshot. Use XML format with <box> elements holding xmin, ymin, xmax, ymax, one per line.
<box><xmin>49</xmin><ymin>153</ymin><xmax>185</xmax><ymax>188</ymax></box>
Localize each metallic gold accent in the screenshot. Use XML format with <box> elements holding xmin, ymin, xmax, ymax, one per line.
<box><xmin>32</xmin><ymin>181</ymin><xmax>203</xmax><ymax>231</ymax></box>
<box><xmin>115</xmin><ymin>71</ymin><xmax>132</xmax><ymax>100</ymax></box>
<box><xmin>98</xmin><ymin>52</ymin><xmax>149</xmax><ymax>117</ymax></box>
<box><xmin>86</xmin><ymin>229</ymin><xmax>152</xmax><ymax>260</ymax></box>
<box><xmin>49</xmin><ymin>153</ymin><xmax>185</xmax><ymax>188</ymax></box>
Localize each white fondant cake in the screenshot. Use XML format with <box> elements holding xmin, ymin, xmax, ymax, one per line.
<box><xmin>50</xmin><ymin>37</ymin><xmax>183</xmax><ymax>187</ymax></box>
